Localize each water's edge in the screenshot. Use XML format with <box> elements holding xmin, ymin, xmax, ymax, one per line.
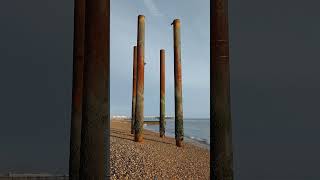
<box><xmin>144</xmin><ymin>124</ymin><xmax>210</xmax><ymax>150</ymax></box>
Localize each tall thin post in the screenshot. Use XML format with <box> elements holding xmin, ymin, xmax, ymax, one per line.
<box><xmin>160</xmin><ymin>49</ymin><xmax>166</xmax><ymax>137</ymax></box>
<box><xmin>69</xmin><ymin>0</ymin><xmax>85</xmax><ymax>179</ymax></box>
<box><xmin>172</xmin><ymin>19</ymin><xmax>184</xmax><ymax>147</ymax></box>
<box><xmin>79</xmin><ymin>0</ymin><xmax>110</xmax><ymax>179</ymax></box>
<box><xmin>211</xmin><ymin>0</ymin><xmax>234</xmax><ymax>179</ymax></box>
<box><xmin>131</xmin><ymin>46</ymin><xmax>137</xmax><ymax>134</ymax></box>
<box><xmin>134</xmin><ymin>15</ymin><xmax>145</xmax><ymax>142</ymax></box>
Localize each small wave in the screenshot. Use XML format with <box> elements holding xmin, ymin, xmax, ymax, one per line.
<box><xmin>144</xmin><ymin>125</ymin><xmax>210</xmax><ymax>148</ymax></box>
<box><xmin>185</xmin><ymin>135</ymin><xmax>209</xmax><ymax>145</ymax></box>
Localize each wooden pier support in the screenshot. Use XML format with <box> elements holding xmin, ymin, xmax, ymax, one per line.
<box><xmin>160</xmin><ymin>49</ymin><xmax>166</xmax><ymax>137</ymax></box>
<box><xmin>79</xmin><ymin>0</ymin><xmax>110</xmax><ymax>179</ymax></box>
<box><xmin>131</xmin><ymin>46</ymin><xmax>137</xmax><ymax>134</ymax></box>
<box><xmin>69</xmin><ymin>0</ymin><xmax>85</xmax><ymax>179</ymax></box>
<box><xmin>211</xmin><ymin>0</ymin><xmax>234</xmax><ymax>179</ymax></box>
<box><xmin>134</xmin><ymin>15</ymin><xmax>145</xmax><ymax>142</ymax></box>
<box><xmin>172</xmin><ymin>19</ymin><xmax>184</xmax><ymax>147</ymax></box>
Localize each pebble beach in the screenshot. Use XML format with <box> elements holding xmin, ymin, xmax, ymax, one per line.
<box><xmin>110</xmin><ymin>119</ymin><xmax>210</xmax><ymax>179</ymax></box>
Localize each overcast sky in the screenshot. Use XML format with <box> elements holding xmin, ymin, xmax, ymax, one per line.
<box><xmin>0</xmin><ymin>0</ymin><xmax>320</xmax><ymax>179</ymax></box>
<box><xmin>110</xmin><ymin>0</ymin><xmax>210</xmax><ymax>118</ymax></box>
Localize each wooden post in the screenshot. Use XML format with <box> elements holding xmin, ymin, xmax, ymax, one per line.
<box><xmin>69</xmin><ymin>0</ymin><xmax>85</xmax><ymax>179</ymax></box>
<box><xmin>160</xmin><ymin>49</ymin><xmax>166</xmax><ymax>137</ymax></box>
<box><xmin>134</xmin><ymin>15</ymin><xmax>145</xmax><ymax>142</ymax></box>
<box><xmin>131</xmin><ymin>46</ymin><xmax>137</xmax><ymax>134</ymax></box>
<box><xmin>211</xmin><ymin>0</ymin><xmax>234</xmax><ymax>179</ymax></box>
<box><xmin>79</xmin><ymin>0</ymin><xmax>110</xmax><ymax>179</ymax></box>
<box><xmin>172</xmin><ymin>19</ymin><xmax>184</xmax><ymax>147</ymax></box>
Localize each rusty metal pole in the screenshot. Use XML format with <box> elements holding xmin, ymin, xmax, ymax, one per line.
<box><xmin>79</xmin><ymin>0</ymin><xmax>109</xmax><ymax>179</ymax></box>
<box><xmin>172</xmin><ymin>19</ymin><xmax>184</xmax><ymax>147</ymax></box>
<box><xmin>134</xmin><ymin>15</ymin><xmax>145</xmax><ymax>142</ymax></box>
<box><xmin>160</xmin><ymin>49</ymin><xmax>166</xmax><ymax>137</ymax></box>
<box><xmin>131</xmin><ymin>46</ymin><xmax>137</xmax><ymax>134</ymax></box>
<box><xmin>69</xmin><ymin>0</ymin><xmax>85</xmax><ymax>179</ymax></box>
<box><xmin>211</xmin><ymin>0</ymin><xmax>234</xmax><ymax>179</ymax></box>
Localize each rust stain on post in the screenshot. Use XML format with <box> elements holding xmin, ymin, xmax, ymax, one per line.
<box><xmin>134</xmin><ymin>15</ymin><xmax>145</xmax><ymax>142</ymax></box>
<box><xmin>211</xmin><ymin>0</ymin><xmax>234</xmax><ymax>179</ymax></box>
<box><xmin>172</xmin><ymin>19</ymin><xmax>184</xmax><ymax>147</ymax></box>
<box><xmin>79</xmin><ymin>0</ymin><xmax>110</xmax><ymax>179</ymax></box>
<box><xmin>160</xmin><ymin>49</ymin><xmax>166</xmax><ymax>138</ymax></box>
<box><xmin>69</xmin><ymin>0</ymin><xmax>85</xmax><ymax>179</ymax></box>
<box><xmin>131</xmin><ymin>46</ymin><xmax>137</xmax><ymax>134</ymax></box>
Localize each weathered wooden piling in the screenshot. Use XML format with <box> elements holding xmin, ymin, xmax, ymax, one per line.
<box><xmin>79</xmin><ymin>0</ymin><xmax>110</xmax><ymax>179</ymax></box>
<box><xmin>69</xmin><ymin>0</ymin><xmax>85</xmax><ymax>179</ymax></box>
<box><xmin>134</xmin><ymin>15</ymin><xmax>145</xmax><ymax>142</ymax></box>
<box><xmin>211</xmin><ymin>0</ymin><xmax>234</xmax><ymax>179</ymax></box>
<box><xmin>160</xmin><ymin>49</ymin><xmax>166</xmax><ymax>138</ymax></box>
<box><xmin>131</xmin><ymin>46</ymin><xmax>137</xmax><ymax>134</ymax></box>
<box><xmin>172</xmin><ymin>19</ymin><xmax>184</xmax><ymax>147</ymax></box>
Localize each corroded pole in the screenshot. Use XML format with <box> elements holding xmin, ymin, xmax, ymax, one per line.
<box><xmin>211</xmin><ymin>0</ymin><xmax>234</xmax><ymax>179</ymax></box>
<box><xmin>172</xmin><ymin>19</ymin><xmax>184</xmax><ymax>147</ymax></box>
<box><xmin>69</xmin><ymin>0</ymin><xmax>85</xmax><ymax>179</ymax></box>
<box><xmin>160</xmin><ymin>49</ymin><xmax>166</xmax><ymax>137</ymax></box>
<box><xmin>134</xmin><ymin>15</ymin><xmax>145</xmax><ymax>142</ymax></box>
<box><xmin>79</xmin><ymin>0</ymin><xmax>110</xmax><ymax>179</ymax></box>
<box><xmin>131</xmin><ymin>46</ymin><xmax>137</xmax><ymax>134</ymax></box>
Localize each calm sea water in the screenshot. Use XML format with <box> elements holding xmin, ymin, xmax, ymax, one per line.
<box><xmin>144</xmin><ymin>118</ymin><xmax>210</xmax><ymax>148</ymax></box>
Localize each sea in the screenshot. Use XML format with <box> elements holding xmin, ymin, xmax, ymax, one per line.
<box><xmin>144</xmin><ymin>118</ymin><xmax>210</xmax><ymax>149</ymax></box>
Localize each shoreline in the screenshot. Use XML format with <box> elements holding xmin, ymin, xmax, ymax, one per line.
<box><xmin>143</xmin><ymin>122</ymin><xmax>210</xmax><ymax>150</ymax></box>
<box><xmin>115</xmin><ymin>118</ymin><xmax>210</xmax><ymax>150</ymax></box>
<box><xmin>110</xmin><ymin>119</ymin><xmax>210</xmax><ymax>179</ymax></box>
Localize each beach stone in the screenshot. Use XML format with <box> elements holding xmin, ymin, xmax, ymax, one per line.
<box><xmin>109</xmin><ymin>119</ymin><xmax>210</xmax><ymax>179</ymax></box>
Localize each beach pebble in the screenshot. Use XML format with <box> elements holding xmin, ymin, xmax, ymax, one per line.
<box><xmin>109</xmin><ymin>120</ymin><xmax>210</xmax><ymax>179</ymax></box>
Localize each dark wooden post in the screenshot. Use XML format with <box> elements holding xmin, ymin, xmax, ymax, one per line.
<box><xmin>160</xmin><ymin>49</ymin><xmax>166</xmax><ymax>137</ymax></box>
<box><xmin>134</xmin><ymin>15</ymin><xmax>145</xmax><ymax>142</ymax></box>
<box><xmin>131</xmin><ymin>46</ymin><xmax>137</xmax><ymax>134</ymax></box>
<box><xmin>172</xmin><ymin>19</ymin><xmax>184</xmax><ymax>147</ymax></box>
<box><xmin>79</xmin><ymin>0</ymin><xmax>110</xmax><ymax>179</ymax></box>
<box><xmin>69</xmin><ymin>0</ymin><xmax>85</xmax><ymax>179</ymax></box>
<box><xmin>211</xmin><ymin>0</ymin><xmax>234</xmax><ymax>179</ymax></box>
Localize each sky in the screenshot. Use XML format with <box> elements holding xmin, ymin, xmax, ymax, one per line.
<box><xmin>110</xmin><ymin>0</ymin><xmax>210</xmax><ymax>118</ymax></box>
<box><xmin>0</xmin><ymin>0</ymin><xmax>320</xmax><ymax>179</ymax></box>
